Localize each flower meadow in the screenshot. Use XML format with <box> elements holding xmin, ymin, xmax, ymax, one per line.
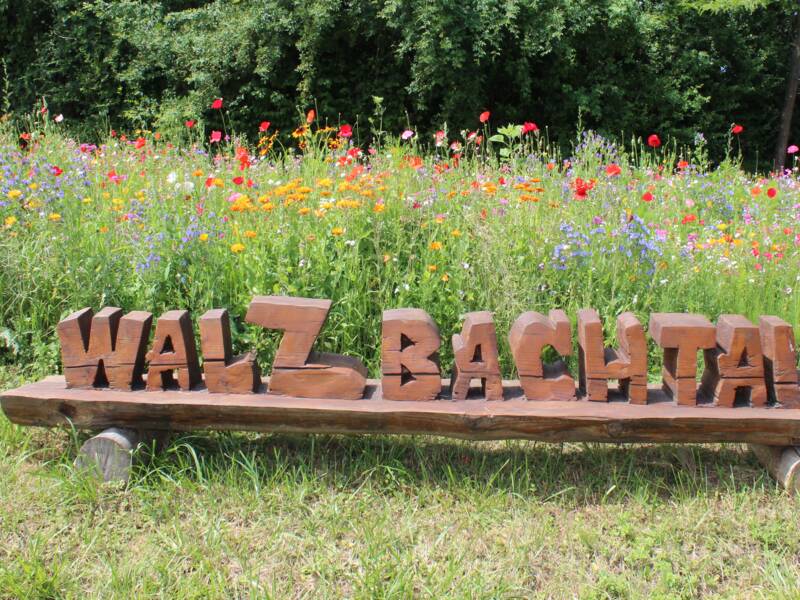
<box><xmin>1</xmin><ymin>109</ymin><xmax>800</xmax><ymax>379</ymax></box>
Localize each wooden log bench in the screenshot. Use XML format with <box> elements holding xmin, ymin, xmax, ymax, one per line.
<box><xmin>2</xmin><ymin>296</ymin><xmax>800</xmax><ymax>488</ymax></box>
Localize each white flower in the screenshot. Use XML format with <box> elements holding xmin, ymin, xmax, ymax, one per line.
<box><xmin>54</xmin><ymin>114</ymin><xmax>64</xmax><ymax>123</ymax></box>
<box><xmin>345</xmin><ymin>240</ymin><xmax>356</xmax><ymax>247</ymax></box>
<box><xmin>462</xmin><ymin>262</ymin><xmax>470</xmax><ymax>270</ymax></box>
<box><xmin>166</xmin><ymin>171</ymin><xmax>178</xmax><ymax>184</ymax></box>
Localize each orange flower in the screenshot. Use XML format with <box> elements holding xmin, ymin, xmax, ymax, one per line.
<box><xmin>331</xmin><ymin>226</ymin><xmax>344</xmax><ymax>236</ymax></box>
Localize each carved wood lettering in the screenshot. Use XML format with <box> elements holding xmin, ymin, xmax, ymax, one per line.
<box><xmin>649</xmin><ymin>313</ymin><xmax>716</xmax><ymax>405</ymax></box>
<box><xmin>145</xmin><ymin>310</ymin><xmax>202</xmax><ymax>391</ymax></box>
<box><xmin>450</xmin><ymin>311</ymin><xmax>503</xmax><ymax>401</ymax></box>
<box><xmin>700</xmin><ymin>314</ymin><xmax>767</xmax><ymax>407</ymax></box>
<box><xmin>577</xmin><ymin>309</ymin><xmax>647</xmax><ymax>404</ymax></box>
<box><xmin>759</xmin><ymin>316</ymin><xmax>800</xmax><ymax>408</ymax></box>
<box><xmin>245</xmin><ymin>295</ymin><xmax>366</xmax><ymax>399</ymax></box>
<box><xmin>508</xmin><ymin>310</ymin><xmax>575</xmax><ymax>401</ymax></box>
<box><xmin>58</xmin><ymin>307</ymin><xmax>152</xmax><ymax>389</ymax></box>
<box><xmin>199</xmin><ymin>308</ymin><xmax>260</xmax><ymax>394</ymax></box>
<box><xmin>381</xmin><ymin>308</ymin><xmax>441</xmax><ymax>401</ymax></box>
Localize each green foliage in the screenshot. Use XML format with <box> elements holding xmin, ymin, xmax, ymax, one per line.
<box><xmin>0</xmin><ymin>0</ymin><xmax>796</xmax><ymax>163</ymax></box>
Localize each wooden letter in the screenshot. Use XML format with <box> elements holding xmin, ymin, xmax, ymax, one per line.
<box><xmin>245</xmin><ymin>296</ymin><xmax>367</xmax><ymax>399</ymax></box>
<box><xmin>381</xmin><ymin>308</ymin><xmax>441</xmax><ymax>401</ymax></box>
<box><xmin>58</xmin><ymin>307</ymin><xmax>152</xmax><ymax>389</ymax></box>
<box><xmin>200</xmin><ymin>309</ymin><xmax>260</xmax><ymax>394</ymax></box>
<box><xmin>649</xmin><ymin>313</ymin><xmax>716</xmax><ymax>405</ymax></box>
<box><xmin>145</xmin><ymin>310</ymin><xmax>201</xmax><ymax>391</ymax></box>
<box><xmin>759</xmin><ymin>316</ymin><xmax>800</xmax><ymax>408</ymax></box>
<box><xmin>450</xmin><ymin>311</ymin><xmax>503</xmax><ymax>401</ymax></box>
<box><xmin>577</xmin><ymin>309</ymin><xmax>647</xmax><ymax>404</ymax></box>
<box><xmin>508</xmin><ymin>310</ymin><xmax>575</xmax><ymax>401</ymax></box>
<box><xmin>700</xmin><ymin>315</ymin><xmax>767</xmax><ymax>407</ymax></box>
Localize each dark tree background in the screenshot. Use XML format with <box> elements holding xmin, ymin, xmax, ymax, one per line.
<box><xmin>0</xmin><ymin>0</ymin><xmax>796</xmax><ymax>165</ymax></box>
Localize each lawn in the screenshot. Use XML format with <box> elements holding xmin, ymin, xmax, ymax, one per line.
<box><xmin>1</xmin><ymin>115</ymin><xmax>800</xmax><ymax>597</ymax></box>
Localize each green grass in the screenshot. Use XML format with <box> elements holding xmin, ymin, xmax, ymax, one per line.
<box><xmin>3</xmin><ymin>122</ymin><xmax>800</xmax><ymax>597</ymax></box>
<box><xmin>1</xmin><ymin>364</ymin><xmax>800</xmax><ymax>598</ymax></box>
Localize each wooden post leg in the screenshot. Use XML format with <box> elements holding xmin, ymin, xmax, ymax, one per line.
<box><xmin>74</xmin><ymin>427</ymin><xmax>152</xmax><ymax>483</ymax></box>
<box><xmin>749</xmin><ymin>444</ymin><xmax>800</xmax><ymax>494</ymax></box>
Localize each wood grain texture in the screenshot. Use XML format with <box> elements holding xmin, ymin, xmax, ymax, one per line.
<box><xmin>450</xmin><ymin>311</ymin><xmax>503</xmax><ymax>401</ymax></box>
<box><xmin>5</xmin><ymin>376</ymin><xmax>800</xmax><ymax>445</ymax></box>
<box><xmin>508</xmin><ymin>310</ymin><xmax>575</xmax><ymax>401</ymax></box>
<box><xmin>381</xmin><ymin>308</ymin><xmax>441</xmax><ymax>401</ymax></box>
<box><xmin>759</xmin><ymin>316</ymin><xmax>800</xmax><ymax>408</ymax></box>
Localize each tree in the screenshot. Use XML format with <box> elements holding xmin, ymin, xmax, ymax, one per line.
<box><xmin>684</xmin><ymin>0</ymin><xmax>800</xmax><ymax>170</ymax></box>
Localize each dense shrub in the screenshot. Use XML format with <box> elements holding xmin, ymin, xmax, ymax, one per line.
<box><xmin>0</xmin><ymin>0</ymin><xmax>795</xmax><ymax>164</ymax></box>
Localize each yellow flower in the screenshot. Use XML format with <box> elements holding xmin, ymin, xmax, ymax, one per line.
<box><xmin>213</xmin><ymin>177</ymin><xmax>224</xmax><ymax>188</ymax></box>
<box><xmin>193</xmin><ymin>169</ymin><xmax>204</xmax><ymax>177</ymax></box>
<box><xmin>441</xmin><ymin>273</ymin><xmax>450</xmax><ymax>282</ymax></box>
<box><xmin>429</xmin><ymin>241</ymin><xmax>442</xmax><ymax>250</ymax></box>
<box><xmin>48</xmin><ymin>213</ymin><xmax>61</xmax><ymax>221</ymax></box>
<box><xmin>435</xmin><ymin>215</ymin><xmax>445</xmax><ymax>224</ymax></box>
<box><xmin>28</xmin><ymin>183</ymin><xmax>38</xmax><ymax>191</ymax></box>
<box><xmin>427</xmin><ymin>264</ymin><xmax>438</xmax><ymax>272</ymax></box>
<box><xmin>7</xmin><ymin>189</ymin><xmax>22</xmax><ymax>200</ymax></box>
<box><xmin>450</xmin><ymin>229</ymin><xmax>462</xmax><ymax>237</ymax></box>
<box><xmin>230</xmin><ymin>243</ymin><xmax>246</xmax><ymax>253</ymax></box>
<box><xmin>4</xmin><ymin>216</ymin><xmax>17</xmax><ymax>227</ymax></box>
<box><xmin>298</xmin><ymin>207</ymin><xmax>311</xmax><ymax>215</ymax></box>
<box><xmin>244</xmin><ymin>230</ymin><xmax>257</xmax><ymax>239</ymax></box>
<box><xmin>373</xmin><ymin>203</ymin><xmax>385</xmax><ymax>213</ymax></box>
<box><xmin>82</xmin><ymin>197</ymin><xmax>92</xmax><ymax>204</ymax></box>
<box><xmin>331</xmin><ymin>227</ymin><xmax>344</xmax><ymax>236</ymax></box>
<box><xmin>99</xmin><ymin>226</ymin><xmax>109</xmax><ymax>234</ymax></box>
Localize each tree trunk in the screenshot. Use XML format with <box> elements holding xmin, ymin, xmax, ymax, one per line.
<box><xmin>774</xmin><ymin>5</ymin><xmax>800</xmax><ymax>172</ymax></box>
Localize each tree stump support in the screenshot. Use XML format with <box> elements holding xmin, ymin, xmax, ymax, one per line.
<box><xmin>74</xmin><ymin>427</ymin><xmax>167</xmax><ymax>483</ymax></box>
<box><xmin>749</xmin><ymin>444</ymin><xmax>800</xmax><ymax>494</ymax></box>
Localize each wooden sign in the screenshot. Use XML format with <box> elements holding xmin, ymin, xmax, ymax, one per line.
<box><xmin>4</xmin><ymin>295</ymin><xmax>800</xmax><ymax>446</ymax></box>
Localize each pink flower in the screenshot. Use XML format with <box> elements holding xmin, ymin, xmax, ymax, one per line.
<box><xmin>788</xmin><ymin>145</ymin><xmax>799</xmax><ymax>154</ymax></box>
<box><xmin>338</xmin><ymin>124</ymin><xmax>353</xmax><ymax>138</ymax></box>
<box><xmin>185</xmin><ymin>119</ymin><xmax>196</xmax><ymax>128</ymax></box>
<box><xmin>479</xmin><ymin>111</ymin><xmax>490</xmax><ymax>123</ymax></box>
<box><xmin>401</xmin><ymin>129</ymin><xmax>414</xmax><ymax>140</ymax></box>
<box><xmin>210</xmin><ymin>130</ymin><xmax>222</xmax><ymax>143</ymax></box>
<box><xmin>521</xmin><ymin>122</ymin><xmax>538</xmax><ymax>134</ymax></box>
<box><xmin>54</xmin><ymin>114</ymin><xmax>64</xmax><ymax>123</ymax></box>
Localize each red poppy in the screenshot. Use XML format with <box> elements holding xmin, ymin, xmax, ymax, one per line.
<box><xmin>677</xmin><ymin>160</ymin><xmax>689</xmax><ymax>170</ymax></box>
<box><xmin>681</xmin><ymin>214</ymin><xmax>697</xmax><ymax>225</ymax></box>
<box><xmin>521</xmin><ymin>121</ymin><xmax>538</xmax><ymax>134</ymax></box>
<box><xmin>232</xmin><ymin>176</ymin><xmax>244</xmax><ymax>185</ymax></box>
<box><xmin>605</xmin><ymin>164</ymin><xmax>621</xmax><ymax>177</ymax></box>
<box><xmin>479</xmin><ymin>111</ymin><xmax>490</xmax><ymax>123</ymax></box>
<box><xmin>258</xmin><ymin>121</ymin><xmax>271</xmax><ymax>133</ymax></box>
<box><xmin>642</xmin><ymin>191</ymin><xmax>654</xmax><ymax>202</ymax></box>
<box><xmin>306</xmin><ymin>109</ymin><xmax>316</xmax><ymax>124</ymax></box>
<box><xmin>204</xmin><ymin>176</ymin><xmax>214</xmax><ymax>188</ymax></box>
<box><xmin>134</xmin><ymin>136</ymin><xmax>146</xmax><ymax>150</ymax></box>
<box><xmin>51</xmin><ymin>165</ymin><xmax>63</xmax><ymax>176</ymax></box>
<box><xmin>338</xmin><ymin>124</ymin><xmax>353</xmax><ymax>138</ymax></box>
<box><xmin>767</xmin><ymin>187</ymin><xmax>777</xmax><ymax>198</ymax></box>
<box><xmin>185</xmin><ymin>120</ymin><xmax>195</xmax><ymax>129</ymax></box>
<box><xmin>210</xmin><ymin>130</ymin><xmax>222</xmax><ymax>143</ymax></box>
<box><xmin>731</xmin><ymin>124</ymin><xmax>744</xmax><ymax>135</ymax></box>
<box><xmin>647</xmin><ymin>134</ymin><xmax>661</xmax><ymax>148</ymax></box>
<box><xmin>572</xmin><ymin>178</ymin><xmax>595</xmax><ymax>200</ymax></box>
<box><xmin>211</xmin><ymin>98</ymin><xmax>223</xmax><ymax>110</ymax></box>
